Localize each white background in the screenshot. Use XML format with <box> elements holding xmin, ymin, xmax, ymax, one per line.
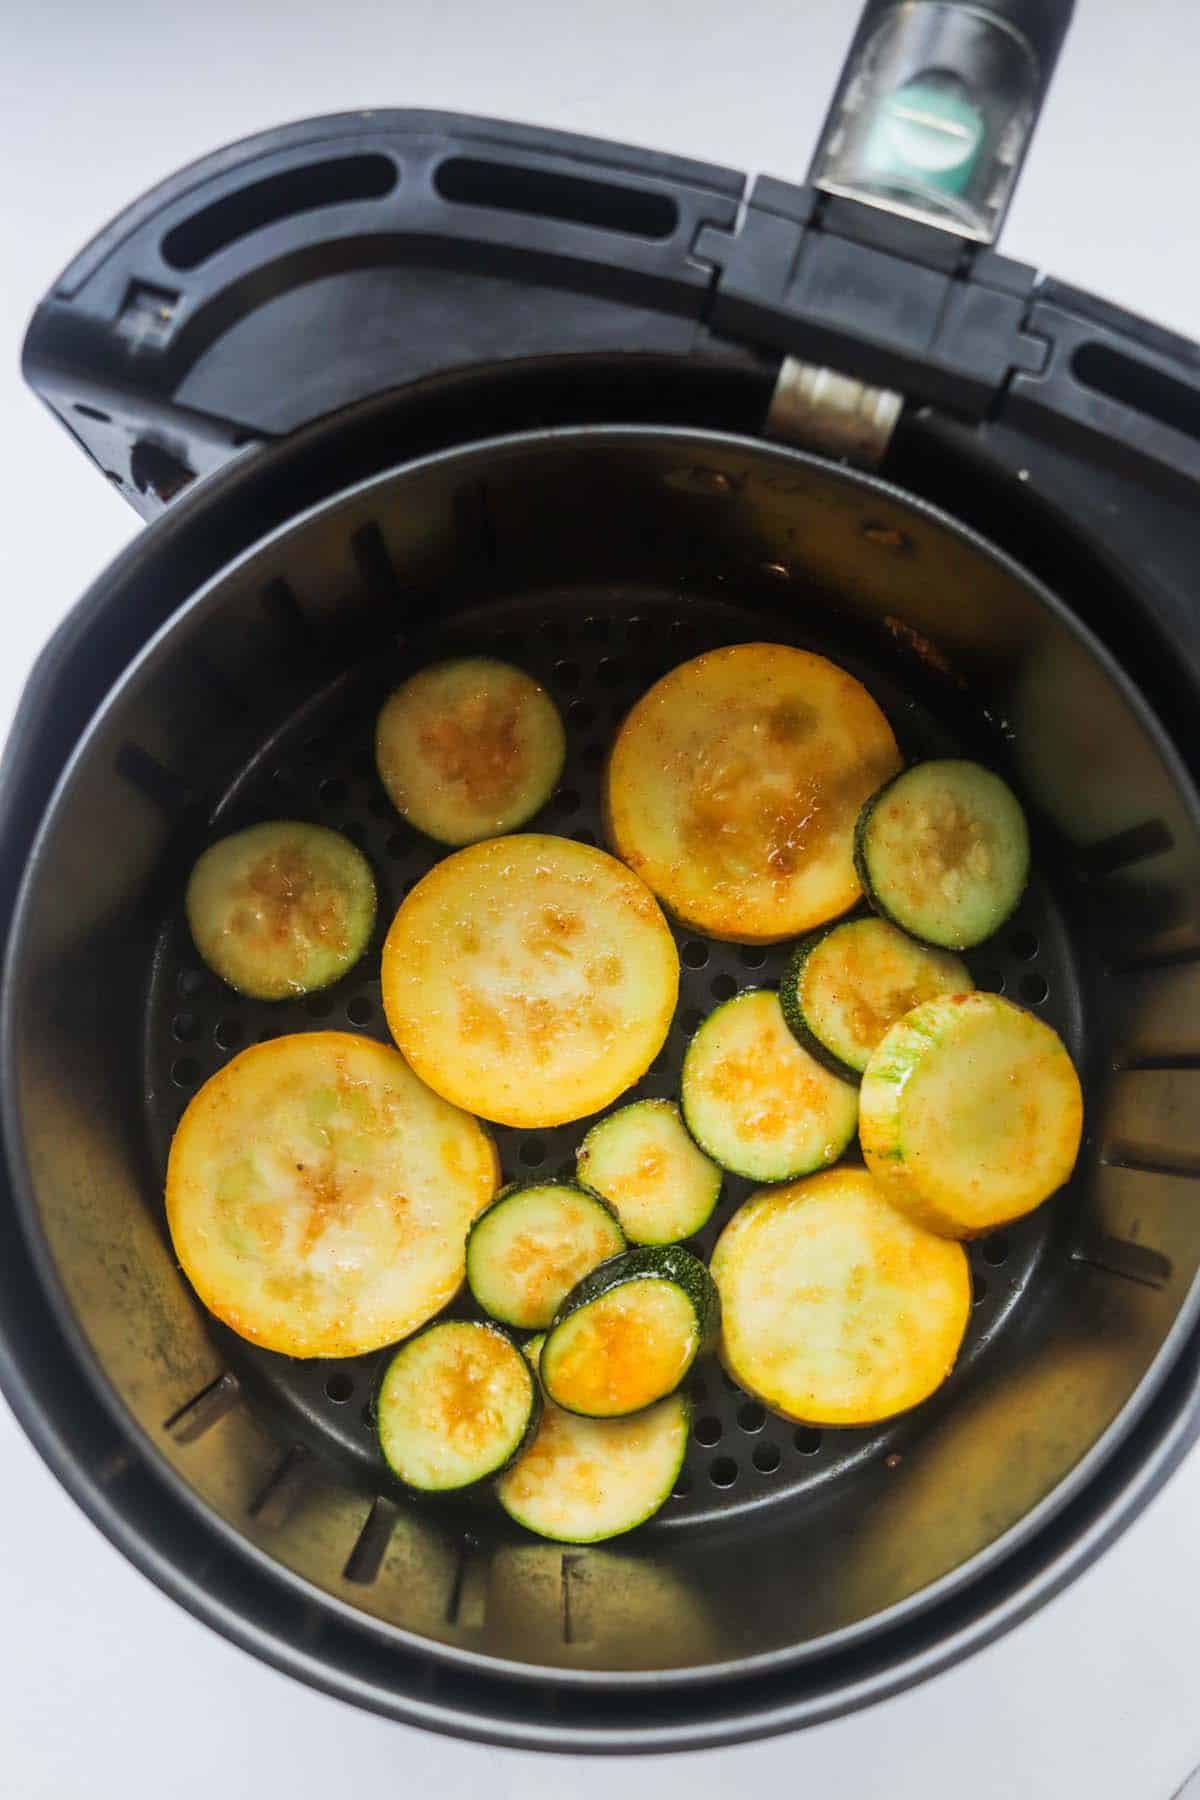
<box><xmin>4</xmin><ymin>2</ymin><xmax>1200</xmax><ymax>1793</ymax></box>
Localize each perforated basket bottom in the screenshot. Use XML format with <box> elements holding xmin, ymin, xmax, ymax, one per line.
<box><xmin>145</xmin><ymin>586</ymin><xmax>1083</xmax><ymax>1531</ymax></box>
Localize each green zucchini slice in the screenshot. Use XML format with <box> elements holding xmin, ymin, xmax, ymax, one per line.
<box><xmin>859</xmin><ymin>991</ymin><xmax>1083</xmax><ymax>1237</ymax></box>
<box><xmin>681</xmin><ymin>989</ymin><xmax>858</xmax><ymax>1182</ymax></box>
<box><xmin>711</xmin><ymin>1167</ymin><xmax>971</xmax><ymax>1426</ymax></box>
<box><xmin>781</xmin><ymin>916</ymin><xmax>973</xmax><ymax>1081</ymax></box>
<box><xmin>375</xmin><ymin>656</ymin><xmax>565</xmax><ymax>846</ymax></box>
<box><xmin>539</xmin><ymin>1246</ymin><xmax>718</xmax><ymax>1418</ymax></box>
<box><xmin>855</xmin><ymin>759</ymin><xmax>1030</xmax><ymax>949</ymax></box>
<box><xmin>465</xmin><ymin>1182</ymin><xmax>626</xmax><ymax>1330</ymax></box>
<box><xmin>376</xmin><ymin>1319</ymin><xmax>540</xmax><ymax>1492</ymax></box>
<box><xmin>186</xmin><ymin>820</ymin><xmax>376</xmax><ymax>999</ymax></box>
<box><xmin>576</xmin><ymin>1100</ymin><xmax>721</xmax><ymax>1245</ymax></box>
<box><xmin>496</xmin><ymin>1336</ymin><xmax>690</xmax><ymax>1543</ymax></box>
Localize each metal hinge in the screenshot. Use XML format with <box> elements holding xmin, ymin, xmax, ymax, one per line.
<box><xmin>765</xmin><ymin>359</ymin><xmax>903</xmax><ymax>467</ymax></box>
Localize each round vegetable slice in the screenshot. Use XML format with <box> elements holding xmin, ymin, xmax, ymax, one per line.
<box><xmin>165</xmin><ymin>1032</ymin><xmax>499</xmax><ymax>1357</ymax></box>
<box><xmin>576</xmin><ymin>1100</ymin><xmax>722</xmax><ymax>1245</ymax></box>
<box><xmin>466</xmin><ymin>1182</ymin><xmax>626</xmax><ymax>1329</ymax></box>
<box><xmin>375</xmin><ymin>656</ymin><xmax>565</xmax><ymax>846</ymax></box>
<box><xmin>185</xmin><ymin>820</ymin><xmax>376</xmax><ymax>999</ymax></box>
<box><xmin>539</xmin><ymin>1246</ymin><xmax>718</xmax><ymax>1418</ymax></box>
<box><xmin>859</xmin><ymin>991</ymin><xmax>1083</xmax><ymax>1237</ymax></box>
<box><xmin>781</xmin><ymin>916</ymin><xmax>973</xmax><ymax>1081</ymax></box>
<box><xmin>711</xmin><ymin>1167</ymin><xmax>970</xmax><ymax>1426</ymax></box>
<box><xmin>381</xmin><ymin>834</ymin><xmax>679</xmax><ymax>1128</ymax></box>
<box><xmin>855</xmin><ymin>759</ymin><xmax>1030</xmax><ymax>949</ymax></box>
<box><xmin>681</xmin><ymin>989</ymin><xmax>859</xmax><ymax>1182</ymax></box>
<box><xmin>605</xmin><ymin>643</ymin><xmax>901</xmax><ymax>942</ymax></box>
<box><xmin>377</xmin><ymin>1320</ymin><xmax>540</xmax><ymax>1491</ymax></box>
<box><xmin>497</xmin><ymin>1335</ymin><xmax>690</xmax><ymax>1543</ymax></box>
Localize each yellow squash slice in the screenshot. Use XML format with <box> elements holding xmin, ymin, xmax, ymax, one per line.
<box><xmin>381</xmin><ymin>834</ymin><xmax>679</xmax><ymax>1128</ymax></box>
<box><xmin>711</xmin><ymin>1167</ymin><xmax>970</xmax><ymax>1426</ymax></box>
<box><xmin>605</xmin><ymin>643</ymin><xmax>901</xmax><ymax>942</ymax></box>
<box><xmin>166</xmin><ymin>1032</ymin><xmax>499</xmax><ymax>1357</ymax></box>
<box><xmin>859</xmin><ymin>992</ymin><xmax>1083</xmax><ymax>1237</ymax></box>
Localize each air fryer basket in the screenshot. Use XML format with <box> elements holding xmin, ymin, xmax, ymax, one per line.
<box><xmin>6</xmin><ymin>423</ymin><xmax>1200</xmax><ymax>1744</ymax></box>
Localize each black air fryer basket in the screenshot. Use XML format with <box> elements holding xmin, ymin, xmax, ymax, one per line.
<box><xmin>9</xmin><ymin>0</ymin><xmax>1200</xmax><ymax>1753</ymax></box>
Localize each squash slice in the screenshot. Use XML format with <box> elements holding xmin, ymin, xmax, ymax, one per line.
<box><xmin>381</xmin><ymin>834</ymin><xmax>678</xmax><ymax>1128</ymax></box>
<box><xmin>166</xmin><ymin>1032</ymin><xmax>498</xmax><ymax>1357</ymax></box>
<box><xmin>605</xmin><ymin>643</ymin><xmax>901</xmax><ymax>942</ymax></box>
<box><xmin>711</xmin><ymin>1167</ymin><xmax>970</xmax><ymax>1426</ymax></box>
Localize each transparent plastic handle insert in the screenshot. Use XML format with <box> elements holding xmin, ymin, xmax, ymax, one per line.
<box><xmin>812</xmin><ymin>1</ymin><xmax>1074</xmax><ymax>244</ymax></box>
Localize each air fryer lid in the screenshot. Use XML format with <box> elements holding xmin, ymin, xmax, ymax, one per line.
<box><xmin>6</xmin><ymin>421</ymin><xmax>1200</xmax><ymax>1750</ymax></box>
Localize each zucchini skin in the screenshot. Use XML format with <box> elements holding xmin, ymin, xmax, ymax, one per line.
<box><xmin>375</xmin><ymin>1318</ymin><xmax>542</xmax><ymax>1493</ymax></box>
<box><xmin>779</xmin><ymin>925</ymin><xmax>866</xmax><ymax>1086</ymax></box>
<box><xmin>542</xmin><ymin>1246</ymin><xmax>720</xmax><ymax>1415</ymax></box>
<box><xmin>469</xmin><ymin>1180</ymin><xmax>623</xmax><ymax>1237</ymax></box>
<box><xmin>465</xmin><ymin>1181</ymin><xmax>626</xmax><ymax>1328</ymax></box>
<box><xmin>853</xmin><ymin>763</ymin><xmax>1028</xmax><ymax>949</ymax></box>
<box><xmin>575</xmin><ymin>1100</ymin><xmax>722</xmax><ymax>1244</ymax></box>
<box><xmin>680</xmin><ymin>989</ymin><xmax>858</xmax><ymax>1182</ymax></box>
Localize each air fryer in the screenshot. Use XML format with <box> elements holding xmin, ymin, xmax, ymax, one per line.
<box><xmin>7</xmin><ymin>0</ymin><xmax>1200</xmax><ymax>1754</ymax></box>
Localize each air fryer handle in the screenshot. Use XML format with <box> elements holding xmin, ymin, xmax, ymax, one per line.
<box><xmin>811</xmin><ymin>0</ymin><xmax>1075</xmax><ymax>244</ymax></box>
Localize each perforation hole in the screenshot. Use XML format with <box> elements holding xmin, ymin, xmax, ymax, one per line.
<box><xmin>519</xmin><ymin>1138</ymin><xmax>546</xmax><ymax>1169</ymax></box>
<box><xmin>346</xmin><ymin>996</ymin><xmax>373</xmax><ymax>1025</ymax></box>
<box><xmin>794</xmin><ymin>1427</ymin><xmax>822</xmax><ymax>1455</ymax></box>
<box><xmin>738</xmin><ymin>947</ymin><xmax>766</xmax><ymax>970</ymax></box>
<box><xmin>318</xmin><ymin>777</ymin><xmax>346</xmax><ymax>808</ymax></box>
<box><xmin>672</xmin><ymin>1469</ymin><xmax>692</xmax><ymax>1498</ymax></box>
<box><xmin>215</xmin><ymin>1018</ymin><xmax>244</xmax><ymax>1051</ymax></box>
<box><xmin>568</xmin><ymin>699</ymin><xmax>595</xmax><ymax>729</ymax></box>
<box><xmin>1020</xmin><ymin>972</ymin><xmax>1049</xmax><ymax>1005</ymax></box>
<box><xmin>709</xmin><ymin>1456</ymin><xmax>738</xmax><ymax>1488</ymax></box>
<box><xmin>596</xmin><ymin>658</ymin><xmax>626</xmax><ymax>689</ymax></box>
<box><xmin>1009</xmin><ymin>929</ymin><xmax>1039</xmax><ymax>960</ymax></box>
<box><xmin>554</xmin><ymin>659</ymin><xmax>581</xmax><ymax>689</ymax></box>
<box><xmin>177</xmin><ymin>969</ymin><xmax>206</xmax><ymax>998</ymax></box>
<box><xmin>737</xmin><ymin>1401</ymin><xmax>766</xmax><ymax>1434</ymax></box>
<box><xmin>682</xmin><ymin>940</ymin><xmax>709</xmax><ymax>970</ymax></box>
<box><xmin>710</xmin><ymin>972</ymin><xmax>737</xmax><ymax>1002</ymax></box>
<box><xmin>973</xmin><ymin>1276</ymin><xmax>988</xmax><ymax>1305</ymax></box>
<box><xmin>555</xmin><ymin>787</ymin><xmax>581</xmax><ymax>817</ymax></box>
<box><xmin>171</xmin><ymin>1057</ymin><xmax>200</xmax><ymax>1087</ymax></box>
<box><xmin>982</xmin><ymin>1234</ymin><xmax>1010</xmax><ymax>1266</ymax></box>
<box><xmin>694</xmin><ymin>1415</ymin><xmax>722</xmax><ymax>1447</ymax></box>
<box><xmin>753</xmin><ymin>1441</ymin><xmax>781</xmax><ymax>1473</ymax></box>
<box><xmin>681</xmin><ymin>1007</ymin><xmax>705</xmax><ymax>1035</ymax></box>
<box><xmin>172</xmin><ymin>1011</ymin><xmax>200</xmax><ymax>1042</ymax></box>
<box><xmin>325</xmin><ymin>1372</ymin><xmax>354</xmax><ymax>1403</ymax></box>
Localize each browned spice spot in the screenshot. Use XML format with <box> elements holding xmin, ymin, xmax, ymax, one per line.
<box><xmin>230</xmin><ymin>842</ymin><xmax>350</xmax><ymax>968</ymax></box>
<box><xmin>418</xmin><ymin>685</ymin><xmax>528</xmax><ymax>807</ymax></box>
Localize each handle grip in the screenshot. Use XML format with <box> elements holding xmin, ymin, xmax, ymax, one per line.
<box><xmin>811</xmin><ymin>0</ymin><xmax>1075</xmax><ymax>245</ymax></box>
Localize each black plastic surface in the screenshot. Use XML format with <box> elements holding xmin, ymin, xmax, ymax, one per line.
<box><xmin>23</xmin><ymin>106</ymin><xmax>1200</xmax><ymax>506</ymax></box>
<box><xmin>22</xmin><ymin>111</ymin><xmax>747</xmax><ymax>517</ymax></box>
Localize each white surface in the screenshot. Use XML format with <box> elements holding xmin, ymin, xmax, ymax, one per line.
<box><xmin>3</xmin><ymin>1</ymin><xmax>1200</xmax><ymax>1794</ymax></box>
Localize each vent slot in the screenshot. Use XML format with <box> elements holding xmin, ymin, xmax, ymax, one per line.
<box><xmin>1072</xmin><ymin>342</ymin><xmax>1200</xmax><ymax>446</ymax></box>
<box><xmin>162</xmin><ymin>154</ymin><xmax>398</xmax><ymax>271</ymax></box>
<box><xmin>434</xmin><ymin>155</ymin><xmax>678</xmax><ymax>240</ymax></box>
